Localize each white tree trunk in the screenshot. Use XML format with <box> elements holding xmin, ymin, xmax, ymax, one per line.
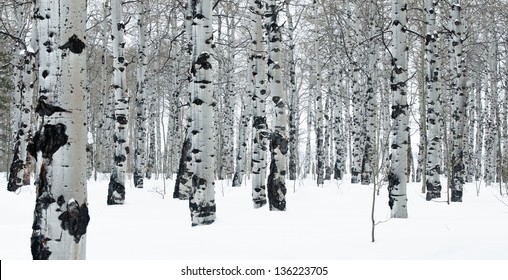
<box><xmin>145</xmin><ymin>92</ymin><xmax>156</xmax><ymax>179</ymax></box>
<box><xmin>465</xmin><ymin>83</ymin><xmax>475</xmax><ymax>183</ymax></box>
<box><xmin>324</xmin><ymin>90</ymin><xmax>332</xmax><ymax>180</ymax></box>
<box><xmin>449</xmin><ymin>0</ymin><xmax>467</xmax><ymax>202</ymax></box>
<box><xmin>20</xmin><ymin>33</ymin><xmax>35</xmax><ymax>185</ymax></box>
<box><xmin>174</xmin><ymin>0</ymin><xmax>195</xmax><ymax>199</ymax></box>
<box><xmin>8</xmin><ymin>1</ymin><xmax>22</xmax><ymax>192</ymax></box>
<box><xmin>502</xmin><ymin>47</ymin><xmax>508</xmax><ymax>185</ymax></box>
<box><xmin>8</xmin><ymin>0</ymin><xmax>33</xmax><ymax>191</ymax></box>
<box><xmin>484</xmin><ymin>32</ymin><xmax>498</xmax><ymax>186</ymax></box>
<box><xmin>304</xmin><ymin>96</ymin><xmax>312</xmax><ymax>179</ymax></box>
<box><xmin>189</xmin><ymin>0</ymin><xmax>216</xmax><ymax>226</ymax></box>
<box><xmin>95</xmin><ymin>1</ymin><xmax>111</xmax><ymax>175</ymax></box>
<box><xmin>266</xmin><ymin>0</ymin><xmax>287</xmax><ymax>211</ymax></box>
<box><xmin>155</xmin><ymin>100</ymin><xmax>162</xmax><ymax>178</ymax></box>
<box><xmin>313</xmin><ymin>0</ymin><xmax>324</xmax><ymax>186</ymax></box>
<box><xmin>225</xmin><ymin>8</ymin><xmax>236</xmax><ymax>180</ymax></box>
<box><xmin>285</xmin><ymin>0</ymin><xmax>299</xmax><ymax>181</ymax></box>
<box><xmin>31</xmin><ymin>0</ymin><xmax>89</xmax><ymax>259</ymax></box>
<box><xmin>474</xmin><ymin>79</ymin><xmax>484</xmax><ymax>181</ymax></box>
<box><xmin>424</xmin><ymin>0</ymin><xmax>442</xmax><ymax>200</ymax></box>
<box><xmin>361</xmin><ymin>3</ymin><xmax>378</xmax><ymax>186</ymax></box>
<box><xmin>388</xmin><ymin>0</ymin><xmax>409</xmax><ymax>218</ymax></box>
<box><xmin>333</xmin><ymin>62</ymin><xmax>346</xmax><ymax>180</ymax></box>
<box><xmin>134</xmin><ymin>0</ymin><xmax>148</xmax><ymax>188</ymax></box>
<box><xmin>347</xmin><ymin>1</ymin><xmax>363</xmax><ymax>184</ymax></box>
<box><xmin>350</xmin><ymin>63</ymin><xmax>363</xmax><ymax>184</ymax></box>
<box><xmin>416</xmin><ymin>20</ymin><xmax>426</xmax><ymax>185</ymax></box>
<box><xmin>379</xmin><ymin>56</ymin><xmax>391</xmax><ymax>179</ymax></box>
<box><xmin>108</xmin><ymin>0</ymin><xmax>129</xmax><ymax>205</ymax></box>
<box><xmin>250</xmin><ymin>0</ymin><xmax>268</xmax><ymax>208</ymax></box>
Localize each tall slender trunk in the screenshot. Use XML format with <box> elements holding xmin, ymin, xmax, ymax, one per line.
<box><xmin>226</xmin><ymin>9</ymin><xmax>236</xmax><ymax>180</ymax></box>
<box><xmin>145</xmin><ymin>88</ymin><xmax>157</xmax><ymax>179</ymax></box>
<box><xmin>134</xmin><ymin>0</ymin><xmax>148</xmax><ymax>188</ymax></box>
<box><xmin>31</xmin><ymin>0</ymin><xmax>89</xmax><ymax>259</ymax></box>
<box><xmin>286</xmin><ymin>0</ymin><xmax>299</xmax><ymax>181</ymax></box>
<box><xmin>474</xmin><ymin>78</ymin><xmax>483</xmax><ymax>181</ymax></box>
<box><xmin>304</xmin><ymin>96</ymin><xmax>312</xmax><ymax>179</ymax></box>
<box><xmin>22</xmin><ymin>28</ymin><xmax>37</xmax><ymax>185</ymax></box>
<box><xmin>347</xmin><ymin>1</ymin><xmax>363</xmax><ymax>184</ymax></box>
<box><xmin>424</xmin><ymin>0</ymin><xmax>442</xmax><ymax>200</ymax></box>
<box><xmin>313</xmin><ymin>0</ymin><xmax>324</xmax><ymax>186</ymax></box>
<box><xmin>449</xmin><ymin>0</ymin><xmax>466</xmax><ymax>202</ymax></box>
<box><xmin>333</xmin><ymin>62</ymin><xmax>346</xmax><ymax>180</ymax></box>
<box><xmin>155</xmin><ymin>100</ymin><xmax>162</xmax><ymax>178</ymax></box>
<box><xmin>379</xmin><ymin>60</ymin><xmax>391</xmax><ymax>181</ymax></box>
<box><xmin>323</xmin><ymin>91</ymin><xmax>335</xmax><ymax>180</ymax></box>
<box><xmin>108</xmin><ymin>0</ymin><xmax>129</xmax><ymax>205</ymax></box>
<box><xmin>484</xmin><ymin>33</ymin><xmax>498</xmax><ymax>186</ymax></box>
<box><xmin>214</xmin><ymin>10</ymin><xmax>223</xmax><ymax>179</ymax></box>
<box><xmin>8</xmin><ymin>0</ymin><xmax>34</xmax><ymax>192</ymax></box>
<box><xmin>188</xmin><ymin>0</ymin><xmax>216</xmax><ymax>226</ymax></box>
<box><xmin>95</xmin><ymin>1</ymin><xmax>111</xmax><ymax>175</ymax></box>
<box><xmin>250</xmin><ymin>0</ymin><xmax>268</xmax><ymax>208</ymax></box>
<box><xmin>174</xmin><ymin>0</ymin><xmax>195</xmax><ymax>199</ymax></box>
<box><xmin>491</xmin><ymin>31</ymin><xmax>501</xmax><ymax>187</ymax></box>
<box><xmin>266</xmin><ymin>0</ymin><xmax>287</xmax><ymax>211</ymax></box>
<box><xmin>350</xmin><ymin>61</ymin><xmax>363</xmax><ymax>184</ymax></box>
<box><xmin>388</xmin><ymin>0</ymin><xmax>409</xmax><ymax>218</ymax></box>
<box><xmin>361</xmin><ymin>3</ymin><xmax>378</xmax><ymax>186</ymax></box>
<box><xmin>502</xmin><ymin>47</ymin><xmax>508</xmax><ymax>186</ymax></box>
<box><xmin>168</xmin><ymin>35</ymin><xmax>183</xmax><ymax>179</ymax></box>
<box><xmin>465</xmin><ymin>79</ymin><xmax>475</xmax><ymax>183</ymax></box>
<box><xmin>8</xmin><ymin>0</ymin><xmax>22</xmax><ymax>192</ymax></box>
<box><xmin>416</xmin><ymin>19</ymin><xmax>426</xmax><ymax>185</ymax></box>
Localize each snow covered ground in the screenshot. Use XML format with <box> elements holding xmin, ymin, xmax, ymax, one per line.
<box><xmin>2</xmin><ymin>173</ymin><xmax>508</xmax><ymax>278</ymax></box>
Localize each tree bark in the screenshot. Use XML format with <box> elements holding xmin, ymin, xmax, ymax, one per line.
<box><xmin>31</xmin><ymin>0</ymin><xmax>89</xmax><ymax>259</ymax></box>
<box><xmin>313</xmin><ymin>0</ymin><xmax>324</xmax><ymax>187</ymax></box>
<box><xmin>333</xmin><ymin>63</ymin><xmax>346</xmax><ymax>180</ymax></box>
<box><xmin>250</xmin><ymin>0</ymin><xmax>268</xmax><ymax>208</ymax></box>
<box><xmin>388</xmin><ymin>0</ymin><xmax>409</xmax><ymax>218</ymax></box>
<box><xmin>174</xmin><ymin>0</ymin><xmax>195</xmax><ymax>199</ymax></box>
<box><xmin>361</xmin><ymin>3</ymin><xmax>378</xmax><ymax>186</ymax></box>
<box><xmin>134</xmin><ymin>0</ymin><xmax>148</xmax><ymax>188</ymax></box>
<box><xmin>188</xmin><ymin>0</ymin><xmax>216</xmax><ymax>226</ymax></box>
<box><xmin>286</xmin><ymin>0</ymin><xmax>299</xmax><ymax>181</ymax></box>
<box><xmin>108</xmin><ymin>0</ymin><xmax>129</xmax><ymax>205</ymax></box>
<box><xmin>347</xmin><ymin>2</ymin><xmax>363</xmax><ymax>184</ymax></box>
<box><xmin>474</xmin><ymin>78</ymin><xmax>484</xmax><ymax>181</ymax></box>
<box><xmin>449</xmin><ymin>0</ymin><xmax>467</xmax><ymax>202</ymax></box>
<box><xmin>8</xmin><ymin>1</ymin><xmax>34</xmax><ymax>192</ymax></box>
<box><xmin>266</xmin><ymin>0</ymin><xmax>287</xmax><ymax>211</ymax></box>
<box><xmin>424</xmin><ymin>0</ymin><xmax>442</xmax><ymax>200</ymax></box>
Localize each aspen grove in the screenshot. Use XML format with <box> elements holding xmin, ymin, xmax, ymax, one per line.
<box><xmin>1</xmin><ymin>0</ymin><xmax>508</xmax><ymax>259</ymax></box>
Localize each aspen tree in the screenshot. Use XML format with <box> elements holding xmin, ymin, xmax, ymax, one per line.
<box><xmin>107</xmin><ymin>0</ymin><xmax>129</xmax><ymax>205</ymax></box>
<box><xmin>188</xmin><ymin>0</ymin><xmax>216</xmax><ymax>226</ymax></box>
<box><xmin>387</xmin><ymin>0</ymin><xmax>409</xmax><ymax>218</ymax></box>
<box><xmin>31</xmin><ymin>0</ymin><xmax>89</xmax><ymax>259</ymax></box>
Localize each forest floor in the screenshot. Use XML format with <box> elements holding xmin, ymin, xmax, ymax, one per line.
<box><xmin>1</xmin><ymin>173</ymin><xmax>508</xmax><ymax>277</ymax></box>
